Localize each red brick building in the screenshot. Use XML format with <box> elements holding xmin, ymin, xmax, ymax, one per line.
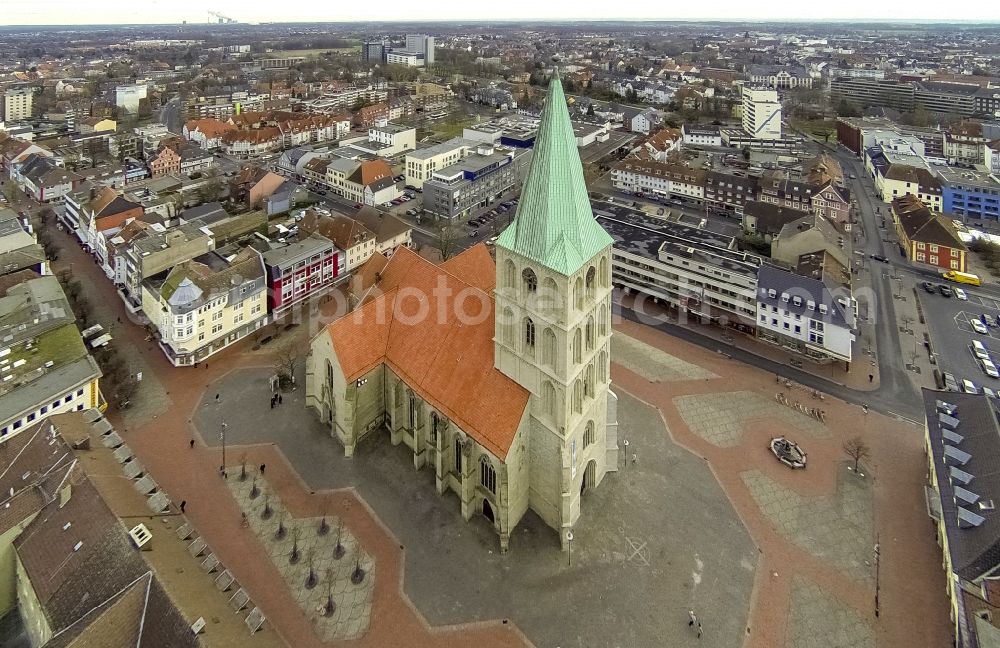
<box><xmin>147</xmin><ymin>145</ymin><xmax>181</xmax><ymax>177</ymax></box>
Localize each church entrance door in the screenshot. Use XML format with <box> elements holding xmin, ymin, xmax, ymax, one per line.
<box><xmin>482</xmin><ymin>499</ymin><xmax>495</xmax><ymax>523</ymax></box>
<box><xmin>581</xmin><ymin>460</ymin><xmax>597</xmax><ymax>496</ymax></box>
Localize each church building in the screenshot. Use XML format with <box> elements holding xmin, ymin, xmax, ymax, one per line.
<box><xmin>305</xmin><ymin>73</ymin><xmax>618</xmax><ymax>551</ymax></box>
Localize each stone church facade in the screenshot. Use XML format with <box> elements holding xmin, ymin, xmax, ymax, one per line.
<box><xmin>305</xmin><ymin>72</ymin><xmax>618</xmax><ymax>551</ymax></box>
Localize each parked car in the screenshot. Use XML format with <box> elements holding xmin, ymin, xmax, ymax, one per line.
<box><xmin>354</xmin><ymin>203</ymin><xmax>363</xmax><ymax>209</ymax></box>
<box><xmin>469</xmin><ymin>230</ymin><xmax>478</xmax><ymax>238</ymax></box>
<box><xmin>922</xmin><ymin>281</ymin><xmax>936</xmax><ymax>293</ymax></box>
<box><xmin>943</xmin><ymin>372</ymin><xmax>960</xmax><ymax>391</ymax></box>
<box><xmin>939</xmin><ymin>284</ymin><xmax>953</xmax><ymax>298</ymax></box>
<box><xmin>869</xmin><ymin>253</ymin><xmax>889</xmax><ymax>263</ymax></box>
<box><xmin>963</xmin><ymin>379</ymin><xmax>980</xmax><ymax>394</ymax></box>
<box><xmin>973</xmin><ymin>319</ymin><xmax>989</xmax><ymax>335</ymax></box>
<box><xmin>985</xmin><ymin>387</ymin><xmax>997</xmax><ymax>399</ymax></box>
<box><xmin>983</xmin><ymin>314</ymin><xmax>997</xmax><ymax>327</ymax></box>
<box><xmin>956</xmin><ymin>287</ymin><xmax>968</xmax><ymax>300</ymax></box>
<box><xmin>972</xmin><ymin>339</ymin><xmax>991</xmax><ymax>361</ymax></box>
<box><xmin>981</xmin><ymin>358</ymin><xmax>1000</xmax><ymax>379</ymax></box>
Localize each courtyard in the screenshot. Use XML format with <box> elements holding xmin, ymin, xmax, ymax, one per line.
<box><xmin>194</xmin><ymin>363</ymin><xmax>758</xmax><ymax>648</ymax></box>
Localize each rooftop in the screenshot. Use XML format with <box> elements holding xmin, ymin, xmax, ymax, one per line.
<box><xmin>405</xmin><ymin>137</ymin><xmax>475</xmax><ymax>161</ymax></box>
<box><xmin>923</xmin><ymin>390</ymin><xmax>1000</xmax><ymax>583</ymax></box>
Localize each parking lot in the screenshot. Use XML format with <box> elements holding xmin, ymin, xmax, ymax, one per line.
<box><xmin>921</xmin><ymin>282</ymin><xmax>1000</xmax><ymax>394</ymax></box>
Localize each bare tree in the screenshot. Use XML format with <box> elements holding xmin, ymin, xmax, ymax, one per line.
<box><xmin>274</xmin><ymin>338</ymin><xmax>299</xmax><ymax>388</ymax></box>
<box><xmin>843</xmin><ymin>437</ymin><xmax>871</xmax><ymax>474</ymax></box>
<box><xmin>435</xmin><ymin>220</ymin><xmax>460</xmax><ymax>261</ymax></box>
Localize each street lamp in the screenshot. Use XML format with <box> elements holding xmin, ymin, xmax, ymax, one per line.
<box><xmin>623</xmin><ymin>439</ymin><xmax>629</xmax><ymax>468</ymax></box>
<box><xmin>874</xmin><ymin>536</ymin><xmax>881</xmax><ymax>618</ymax></box>
<box><xmin>220</xmin><ymin>421</ymin><xmax>228</xmax><ymax>476</ymax></box>
<box><xmin>566</xmin><ymin>530</ymin><xmax>574</xmax><ymax>567</ymax></box>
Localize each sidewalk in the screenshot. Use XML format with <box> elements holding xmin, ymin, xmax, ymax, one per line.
<box><xmin>615</xmin><ymin>293</ymin><xmax>880</xmax><ymax>392</ymax></box>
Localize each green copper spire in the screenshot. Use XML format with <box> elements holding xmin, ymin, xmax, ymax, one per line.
<box><xmin>496</xmin><ymin>71</ymin><xmax>612</xmax><ymax>276</ymax></box>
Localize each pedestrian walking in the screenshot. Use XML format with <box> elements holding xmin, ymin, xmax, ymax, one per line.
<box><xmin>259</xmin><ymin>463</ymin><xmax>266</xmax><ymax>475</ymax></box>
<box><xmin>631</xmin><ymin>452</ymin><xmax>637</xmax><ymax>465</ymax></box>
<box><xmin>697</xmin><ymin>622</ymin><xmax>703</xmax><ymax>639</ymax></box>
<box><xmin>180</xmin><ymin>500</ymin><xmax>186</xmax><ymax>513</ymax></box>
<box><xmin>215</xmin><ymin>393</ymin><xmax>220</xmax><ymax>403</ymax></box>
<box><xmin>189</xmin><ymin>439</ymin><xmax>195</xmax><ymax>449</ymax></box>
<box><xmin>270</xmin><ymin>395</ymin><xmax>276</xmax><ymax>409</ymax></box>
<box><xmin>868</xmin><ymin>373</ymin><xmax>874</xmax><ymax>383</ymax></box>
<box><xmin>278</xmin><ymin>394</ymin><xmax>283</xmax><ymax>405</ymax></box>
<box><xmin>688</xmin><ymin>610</ymin><xmax>697</xmax><ymax>627</ymax></box>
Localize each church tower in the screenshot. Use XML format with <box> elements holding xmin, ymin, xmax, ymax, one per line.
<box><xmin>494</xmin><ymin>71</ymin><xmax>616</xmax><ymax>548</ymax></box>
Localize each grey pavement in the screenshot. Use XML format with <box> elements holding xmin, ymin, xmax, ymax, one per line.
<box><xmin>784</xmin><ymin>576</ymin><xmax>874</xmax><ymax>648</ymax></box>
<box><xmin>921</xmin><ymin>285</ymin><xmax>1000</xmax><ymax>391</ymax></box>
<box><xmin>195</xmin><ymin>364</ymin><xmax>757</xmax><ymax>648</ymax></box>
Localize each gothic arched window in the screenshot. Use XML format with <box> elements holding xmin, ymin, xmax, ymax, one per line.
<box><xmin>573</xmin><ymin>380</ymin><xmax>583</xmax><ymax>413</ymax></box>
<box><xmin>480</xmin><ymin>456</ymin><xmax>496</xmax><ymax>494</ymax></box>
<box><xmin>599</xmin><ymin>256</ymin><xmax>609</xmax><ymax>287</ymax></box>
<box><xmin>504</xmin><ymin>259</ymin><xmax>516</xmax><ymax>291</ymax></box>
<box><xmin>573</xmin><ymin>328</ymin><xmax>582</xmax><ymax>364</ymax></box>
<box><xmin>502</xmin><ymin>307</ymin><xmax>515</xmax><ymax>346</ymax></box>
<box><xmin>585</xmin><ymin>266</ymin><xmax>596</xmax><ymax>301</ymax></box>
<box><xmin>524</xmin><ymin>317</ymin><xmax>536</xmax><ymax>350</ymax></box>
<box><xmin>574</xmin><ymin>277</ymin><xmax>584</xmax><ymax>310</ymax></box>
<box><xmin>522</xmin><ymin>268</ymin><xmax>537</xmax><ymax>294</ymax></box>
<box><xmin>585</xmin><ymin>316</ymin><xmax>595</xmax><ymax>350</ymax></box>
<box><xmin>542</xmin><ymin>380</ymin><xmax>556</xmax><ymax>416</ymax></box>
<box><xmin>584</xmin><ymin>421</ymin><xmax>595</xmax><ymax>449</ymax></box>
<box><xmin>542</xmin><ymin>327</ymin><xmax>556</xmax><ymax>366</ymax></box>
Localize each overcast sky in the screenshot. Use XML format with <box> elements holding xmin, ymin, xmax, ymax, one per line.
<box><xmin>5</xmin><ymin>0</ymin><xmax>999</xmax><ymax>25</ymax></box>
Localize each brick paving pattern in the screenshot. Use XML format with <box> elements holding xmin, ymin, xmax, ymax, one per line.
<box><xmin>609</xmin><ymin>324</ymin><xmax>951</xmax><ymax>648</ymax></box>
<box><xmin>612</xmin><ymin>333</ymin><xmax>718</xmax><ymax>382</ymax></box>
<box><xmin>784</xmin><ymin>576</ymin><xmax>875</xmax><ymax>648</ymax></box>
<box><xmin>674</xmin><ymin>391</ymin><xmax>830</xmax><ymax>448</ymax></box>
<box><xmin>226</xmin><ymin>473</ymin><xmax>375</xmax><ymax>641</ymax></box>
<box><xmin>741</xmin><ymin>468</ymin><xmax>874</xmax><ymax>582</ymax></box>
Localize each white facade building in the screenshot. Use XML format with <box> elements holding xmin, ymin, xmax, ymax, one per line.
<box><xmin>742</xmin><ymin>87</ymin><xmax>782</xmax><ymax>141</ymax></box>
<box><xmin>755</xmin><ymin>264</ymin><xmax>855</xmax><ymax>365</ymax></box>
<box><xmin>115</xmin><ymin>84</ymin><xmax>149</xmax><ymax>114</ymax></box>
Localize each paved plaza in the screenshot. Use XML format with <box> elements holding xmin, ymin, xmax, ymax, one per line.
<box><xmin>225</xmin><ymin>473</ymin><xmax>375</xmax><ymax>641</ymax></box>
<box><xmin>741</xmin><ymin>467</ymin><xmax>874</xmax><ymax>583</ymax></box>
<box><xmin>784</xmin><ymin>577</ymin><xmax>875</xmax><ymax>648</ymax></box>
<box><xmin>195</xmin><ymin>367</ymin><xmax>758</xmax><ymax>648</ymax></box>
<box><xmin>612</xmin><ymin>333</ymin><xmax>718</xmax><ymax>382</ymax></box>
<box><xmin>673</xmin><ymin>391</ymin><xmax>831</xmax><ymax>448</ymax></box>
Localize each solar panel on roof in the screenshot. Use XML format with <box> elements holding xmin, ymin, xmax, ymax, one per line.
<box><xmin>958</xmin><ymin>506</ymin><xmax>986</xmax><ymax>528</ymax></box>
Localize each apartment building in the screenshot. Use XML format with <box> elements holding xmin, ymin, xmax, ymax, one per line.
<box><xmin>368</xmin><ymin>123</ymin><xmax>417</xmax><ymax>157</ymax></box>
<box><xmin>937</xmin><ymin>167</ymin><xmax>1000</xmax><ymax>221</ymax></box>
<box><xmin>404</xmin><ymin>137</ymin><xmax>475</xmax><ymax>188</ymax></box>
<box><xmin>747</xmin><ymin>65</ymin><xmax>813</xmax><ymax>90</ymax></box>
<box><xmin>891</xmin><ymin>195</ymin><xmax>967</xmax><ymax>271</ymax></box>
<box><xmin>865</xmin><ymin>147</ymin><xmax>944</xmax><ymax>211</ymax></box>
<box><xmin>704</xmin><ymin>170</ymin><xmax>759</xmax><ymax>214</ymax></box>
<box><xmin>741</xmin><ymin>87</ymin><xmax>782</xmax><ymax>140</ymax></box>
<box><xmin>298</xmin><ymin>209</ymin><xmax>376</xmax><ymax>272</ymax></box>
<box><xmin>422</xmin><ymin>148</ymin><xmax>517</xmax><ymax>220</ymax></box>
<box><xmin>756</xmin><ymin>264</ymin><xmax>855</xmax><ymax>366</ymax></box>
<box><xmin>595</xmin><ymin>204</ymin><xmax>761</xmax><ymax>331</ymax></box>
<box><xmin>611</xmin><ymin>159</ymin><xmax>706</xmax><ymax>203</ymax></box>
<box><xmin>122</xmin><ymin>223</ymin><xmax>215</xmax><ymax>309</ymax></box>
<box><xmin>0</xmin><ymin>275</ymin><xmax>103</xmax><ymax>439</ymax></box>
<box><xmin>17</xmin><ymin>155</ymin><xmax>80</xmax><ymax>203</ymax></box>
<box><xmin>2</xmin><ymin>87</ymin><xmax>33</xmax><ymax>122</ymax></box>
<box><xmin>405</xmin><ymin>34</ymin><xmax>435</xmax><ymax>64</ymax></box>
<box><xmin>323</xmin><ymin>158</ymin><xmax>398</xmax><ymax>206</ymax></box>
<box><xmin>681</xmin><ymin>124</ymin><xmax>723</xmax><ymax>147</ymax></box>
<box><xmin>260</xmin><ymin>233</ymin><xmax>340</xmax><ymax>317</ymax></box>
<box><xmin>182</xmin><ymin>118</ymin><xmax>236</xmax><ymax>150</ymax></box>
<box><xmin>142</xmin><ymin>249</ymin><xmax>266</xmax><ymax>366</ymax></box>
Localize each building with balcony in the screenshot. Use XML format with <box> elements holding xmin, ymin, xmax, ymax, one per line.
<box><xmin>141</xmin><ymin>249</ymin><xmax>266</xmax><ymax>366</ymax></box>
<box><xmin>259</xmin><ymin>233</ymin><xmax>340</xmax><ymax>317</ymax></box>
<box><xmin>595</xmin><ymin>203</ymin><xmax>761</xmax><ymax>331</ymax></box>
